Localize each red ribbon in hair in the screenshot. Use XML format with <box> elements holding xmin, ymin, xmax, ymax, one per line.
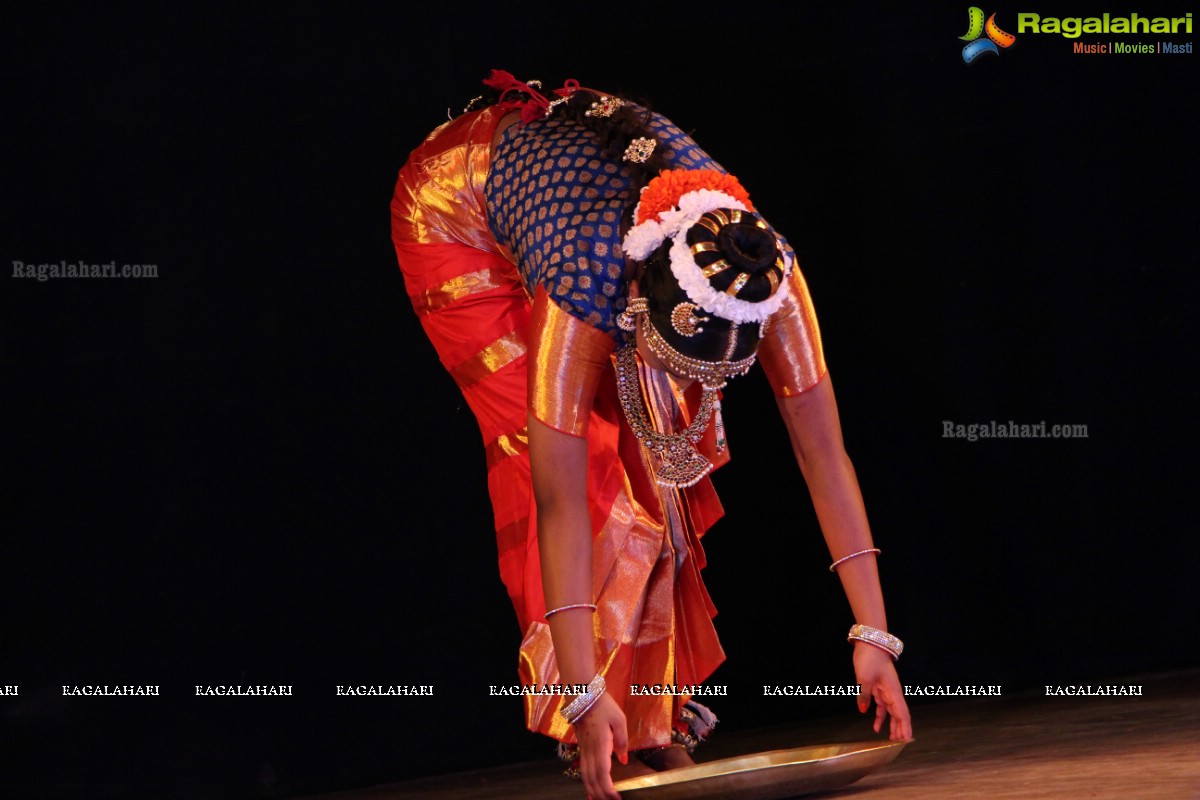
<box><xmin>482</xmin><ymin>72</ymin><xmax>611</xmax><ymax>124</ymax></box>
<box><xmin>483</xmin><ymin>69</ymin><xmax>552</xmax><ymax>124</ymax></box>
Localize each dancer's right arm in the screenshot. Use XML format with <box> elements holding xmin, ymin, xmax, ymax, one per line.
<box><xmin>529</xmin><ymin>416</ymin><xmax>628</xmax><ymax>800</ymax></box>
<box><xmin>529</xmin><ymin>416</ymin><xmax>595</xmax><ymax>684</ymax></box>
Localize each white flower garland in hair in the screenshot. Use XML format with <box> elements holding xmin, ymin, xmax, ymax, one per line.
<box><xmin>624</xmin><ymin>189</ymin><xmax>743</xmax><ymax>260</ymax></box>
<box><xmin>622</xmin><ymin>189</ymin><xmax>793</xmax><ymax>324</ymax></box>
<box><xmin>622</xmin><ymin>218</ymin><xmax>667</xmax><ymax>262</ymax></box>
<box><xmin>668</xmin><ymin>231</ymin><xmax>791</xmax><ymax>324</ymax></box>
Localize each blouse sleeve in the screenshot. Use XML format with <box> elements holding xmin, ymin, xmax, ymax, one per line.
<box><xmin>527</xmin><ymin>285</ymin><xmax>617</xmax><ymax>437</ymax></box>
<box><xmin>757</xmin><ymin>257</ymin><xmax>828</xmax><ymax>396</ymax></box>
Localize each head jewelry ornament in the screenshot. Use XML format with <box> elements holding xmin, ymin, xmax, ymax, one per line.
<box><xmin>586</xmin><ymin>96</ymin><xmax>624</xmax><ymax>117</ymax></box>
<box><xmin>623</xmin><ymin>137</ymin><xmax>657</xmax><ymax>164</ymax></box>
<box><xmin>670</xmin><ymin>302</ymin><xmax>707</xmax><ymax>337</ymax></box>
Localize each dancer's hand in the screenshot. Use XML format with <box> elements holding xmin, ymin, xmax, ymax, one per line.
<box><xmin>574</xmin><ymin>692</ymin><xmax>628</xmax><ymax>800</ymax></box>
<box><xmin>853</xmin><ymin>642</ymin><xmax>913</xmax><ymax>741</ymax></box>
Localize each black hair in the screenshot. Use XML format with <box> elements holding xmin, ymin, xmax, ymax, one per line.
<box><xmin>639</xmin><ymin>216</ymin><xmax>779</xmax><ymax>364</ymax></box>
<box><xmin>684</xmin><ymin>211</ymin><xmax>784</xmax><ymax>304</ymax></box>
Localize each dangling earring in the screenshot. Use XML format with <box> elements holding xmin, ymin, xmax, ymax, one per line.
<box><xmin>617</xmin><ymin>297</ymin><xmax>649</xmax><ymax>332</ymax></box>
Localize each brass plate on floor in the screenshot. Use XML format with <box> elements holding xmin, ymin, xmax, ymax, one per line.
<box><xmin>612</xmin><ymin>740</ymin><xmax>909</xmax><ymax>799</ymax></box>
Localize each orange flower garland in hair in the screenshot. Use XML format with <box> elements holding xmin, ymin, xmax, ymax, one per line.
<box><xmin>635</xmin><ymin>169</ymin><xmax>755</xmax><ymax>226</ymax></box>
<box><xmin>622</xmin><ymin>166</ymin><xmax>790</xmax><ymax>323</ymax></box>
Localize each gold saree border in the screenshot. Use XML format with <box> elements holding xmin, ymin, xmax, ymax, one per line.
<box><xmin>527</xmin><ymin>286</ymin><xmax>616</xmax><ymax>438</ymax></box>
<box><xmin>391</xmin><ymin>106</ymin><xmax>506</xmax><ymax>250</ymax></box>
<box><xmin>413</xmin><ymin>266</ymin><xmax>517</xmax><ymax>316</ymax></box>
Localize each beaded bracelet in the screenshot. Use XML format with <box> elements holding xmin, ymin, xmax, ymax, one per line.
<box><xmin>848</xmin><ymin>624</ymin><xmax>904</xmax><ymax>660</ymax></box>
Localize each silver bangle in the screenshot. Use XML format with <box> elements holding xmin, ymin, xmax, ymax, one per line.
<box><xmin>829</xmin><ymin>548</ymin><xmax>881</xmax><ymax>572</ymax></box>
<box><xmin>544</xmin><ymin>603</ymin><xmax>597</xmax><ymax>620</ymax></box>
<box><xmin>560</xmin><ymin>674</ymin><xmax>606</xmax><ymax>725</ymax></box>
<box><xmin>848</xmin><ymin>624</ymin><xmax>904</xmax><ymax>660</ymax></box>
<box><xmin>564</xmin><ymin>688</ymin><xmax>603</xmax><ymax>724</ymax></box>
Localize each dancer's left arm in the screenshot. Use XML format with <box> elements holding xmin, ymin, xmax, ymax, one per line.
<box><xmin>775</xmin><ymin>372</ymin><xmax>913</xmax><ymax>741</ymax></box>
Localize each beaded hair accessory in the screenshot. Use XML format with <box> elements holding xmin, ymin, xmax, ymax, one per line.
<box><xmin>639</xmin><ymin>312</ymin><xmax>755</xmax><ymax>389</ymax></box>
<box><xmin>586</xmin><ymin>96</ymin><xmax>624</xmax><ymax>117</ymax></box>
<box><xmin>479</xmin><ymin>73</ymin><xmax>625</xmax><ymax>122</ymax></box>
<box><xmin>544</xmin><ymin>95</ymin><xmax>571</xmax><ymax>116</ymax></box>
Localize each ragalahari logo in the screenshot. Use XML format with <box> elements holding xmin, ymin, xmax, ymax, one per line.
<box><xmin>960</xmin><ymin>7</ymin><xmax>1017</xmax><ymax>62</ymax></box>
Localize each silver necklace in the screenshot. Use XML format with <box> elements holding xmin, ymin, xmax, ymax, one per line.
<box><xmin>614</xmin><ymin>346</ymin><xmax>717</xmax><ymax>489</ymax></box>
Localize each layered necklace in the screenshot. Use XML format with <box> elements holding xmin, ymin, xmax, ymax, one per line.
<box><xmin>614</xmin><ymin>345</ymin><xmax>718</xmax><ymax>489</ymax></box>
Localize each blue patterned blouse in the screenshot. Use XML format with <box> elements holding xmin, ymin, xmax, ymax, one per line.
<box><xmin>485</xmin><ymin>110</ymin><xmax>721</xmax><ymax>335</ymax></box>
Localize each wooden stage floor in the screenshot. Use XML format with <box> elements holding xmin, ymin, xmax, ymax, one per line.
<box><xmin>301</xmin><ymin>670</ymin><xmax>1199</xmax><ymax>799</ymax></box>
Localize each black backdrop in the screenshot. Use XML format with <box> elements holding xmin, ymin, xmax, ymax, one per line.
<box><xmin>4</xmin><ymin>3</ymin><xmax>1198</xmax><ymax>798</ymax></box>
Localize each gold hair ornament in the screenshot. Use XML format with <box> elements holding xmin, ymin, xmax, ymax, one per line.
<box><xmin>670</xmin><ymin>303</ymin><xmax>708</xmax><ymax>337</ymax></box>
<box><xmin>585</xmin><ymin>96</ymin><xmax>624</xmax><ymax>117</ymax></box>
<box><xmin>640</xmin><ymin>312</ymin><xmax>756</xmax><ymax>390</ymax></box>
<box><xmin>623</xmin><ymin>137</ymin><xmax>657</xmax><ymax>164</ymax></box>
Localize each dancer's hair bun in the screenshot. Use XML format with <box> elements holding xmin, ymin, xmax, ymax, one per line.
<box><xmin>685</xmin><ymin>209</ymin><xmax>785</xmax><ymax>304</ymax></box>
